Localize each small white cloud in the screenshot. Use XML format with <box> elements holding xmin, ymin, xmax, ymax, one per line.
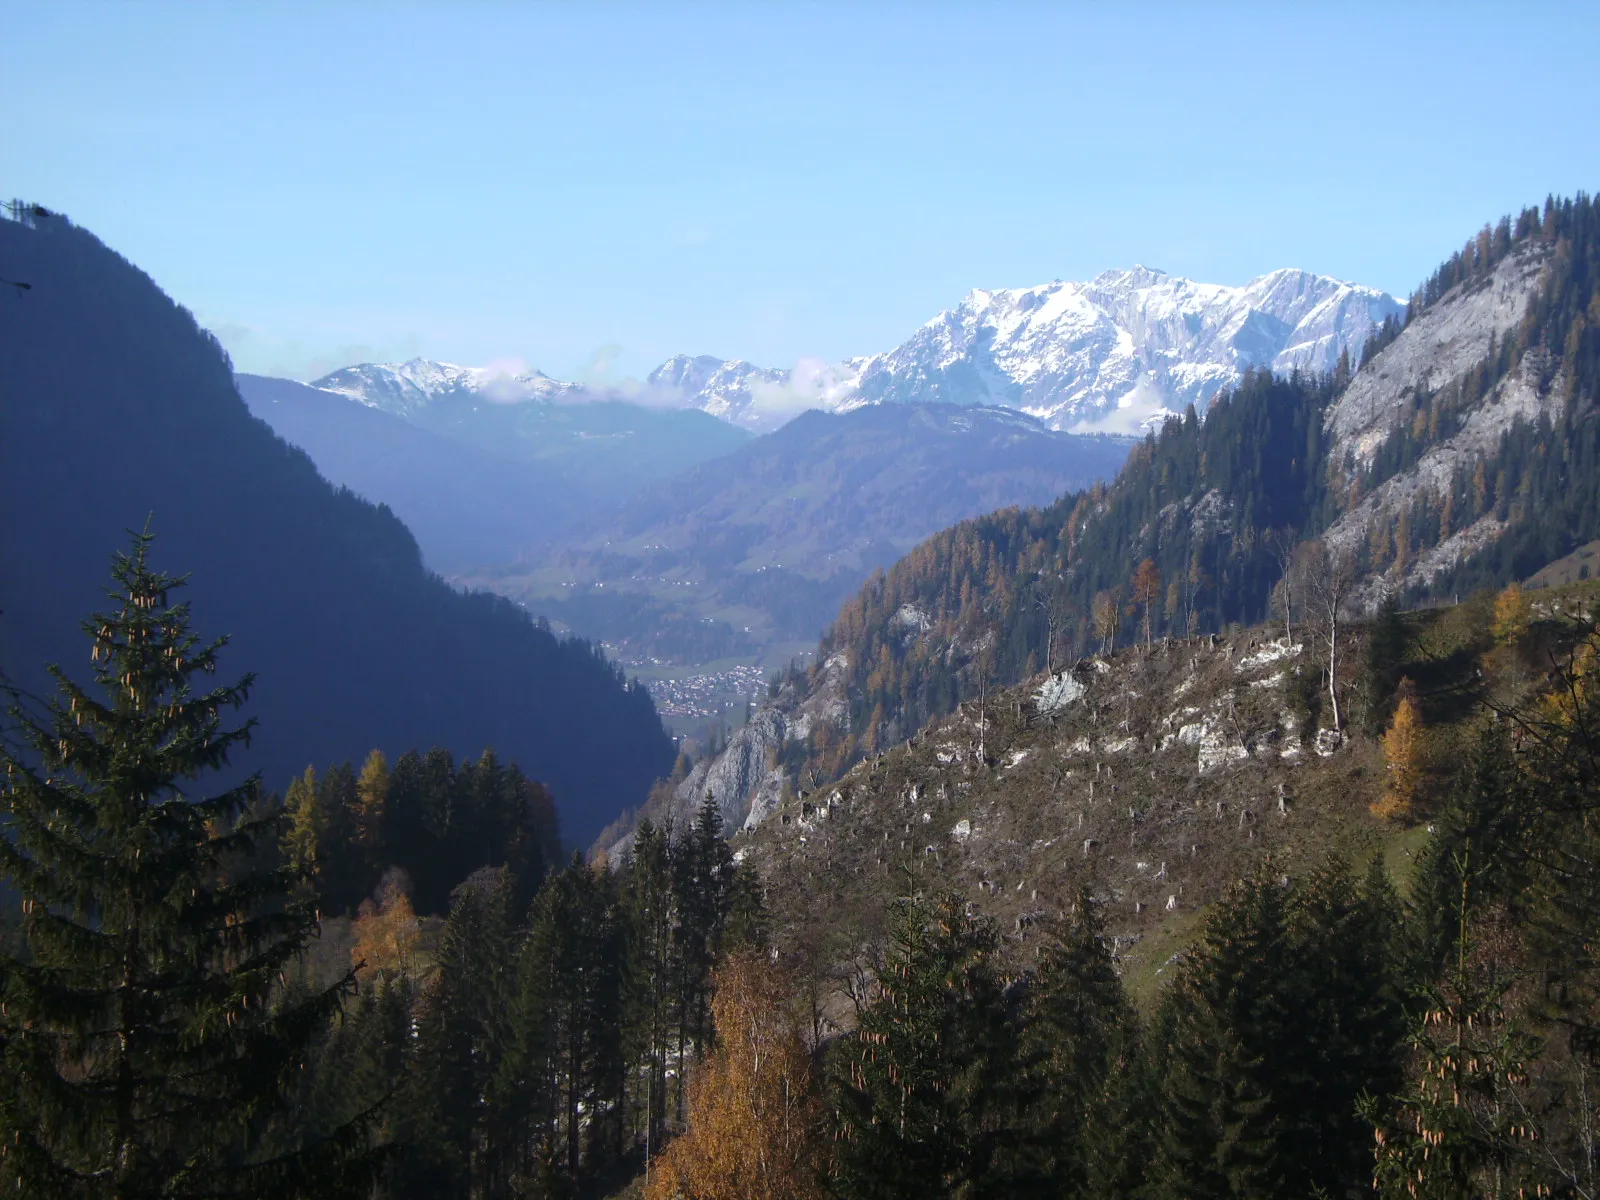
<box><xmin>478</xmin><ymin>357</ymin><xmax>534</xmax><ymax>403</ymax></box>
<box><xmin>1069</xmin><ymin>376</ymin><xmax>1174</xmax><ymax>436</ymax></box>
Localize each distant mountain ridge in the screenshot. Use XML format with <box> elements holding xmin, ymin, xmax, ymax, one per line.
<box><xmin>314</xmin><ymin>357</ymin><xmax>585</xmax><ymax>416</ymax></box>
<box><xmin>236</xmin><ymin>374</ymin><xmax>580</xmax><ymax>574</ymax></box>
<box><xmin>281</xmin><ymin>362</ymin><xmax>754</xmax><ymax>547</ymax></box>
<box><xmin>848</xmin><ymin>266</ymin><xmax>1403</xmax><ymax>431</ymax></box>
<box><xmin>314</xmin><ymin>265</ymin><xmax>1400</xmax><ymax>436</ymax></box>
<box><xmin>662</xmin><ymin>267</ymin><xmax>1402</xmax><ymax>432</ymax></box>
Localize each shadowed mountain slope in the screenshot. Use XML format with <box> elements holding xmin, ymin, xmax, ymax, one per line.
<box><xmin>237</xmin><ymin>374</ymin><xmax>580</xmax><ymax>574</ymax></box>
<box><xmin>0</xmin><ymin>208</ymin><xmax>672</xmax><ymax>846</ymax></box>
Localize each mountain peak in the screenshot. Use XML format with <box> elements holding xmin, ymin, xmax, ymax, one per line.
<box><xmin>311</xmin><ymin>263</ymin><xmax>1401</xmax><ymax>437</ymax></box>
<box><xmin>311</xmin><ymin>356</ymin><xmax>582</xmax><ymax>415</ymax></box>
<box><xmin>1089</xmin><ymin>264</ymin><xmax>1170</xmax><ymax>289</ymax></box>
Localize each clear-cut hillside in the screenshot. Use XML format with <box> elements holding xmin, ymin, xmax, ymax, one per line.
<box><xmin>736</xmin><ymin>584</ymin><xmax>1598</xmax><ymax>1011</ymax></box>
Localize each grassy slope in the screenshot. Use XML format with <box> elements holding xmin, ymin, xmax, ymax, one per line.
<box><xmin>740</xmin><ymin>580</ymin><xmax>1600</xmax><ymax>1013</ymax></box>
<box><xmin>1526</xmin><ymin>539</ymin><xmax>1600</xmax><ymax>589</ymax></box>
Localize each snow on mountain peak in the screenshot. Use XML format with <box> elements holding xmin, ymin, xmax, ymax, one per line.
<box><xmin>310</xmin><ymin>356</ymin><xmax>583</xmax><ymax>416</ymax></box>
<box><xmin>310</xmin><ymin>264</ymin><xmax>1401</xmax><ymax>437</ymax></box>
<box><xmin>828</xmin><ymin>265</ymin><xmax>1406</xmax><ymax>434</ymax></box>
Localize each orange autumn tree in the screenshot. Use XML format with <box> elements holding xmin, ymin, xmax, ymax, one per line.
<box><xmin>646</xmin><ymin>951</ymin><xmax>825</xmax><ymax>1200</ymax></box>
<box><xmin>351</xmin><ymin>868</ymin><xmax>421</xmax><ymax>977</ymax></box>
<box><xmin>1372</xmin><ymin>680</ymin><xmax>1423</xmax><ymax>822</ymax></box>
<box><xmin>1132</xmin><ymin>558</ymin><xmax>1162</xmax><ymax>646</ymax></box>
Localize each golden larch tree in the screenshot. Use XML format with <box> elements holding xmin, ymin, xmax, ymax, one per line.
<box><xmin>353</xmin><ymin>747</ymin><xmax>390</xmax><ymax>872</ymax></box>
<box><xmin>1372</xmin><ymin>681</ymin><xmax>1423</xmax><ymax>822</ymax></box>
<box><xmin>1093</xmin><ymin>589</ymin><xmax>1122</xmax><ymax>654</ymax></box>
<box><xmin>1491</xmin><ymin>581</ymin><xmax>1532</xmax><ymax>647</ymax></box>
<box><xmin>646</xmin><ymin>951</ymin><xmax>825</xmax><ymax>1200</ymax></box>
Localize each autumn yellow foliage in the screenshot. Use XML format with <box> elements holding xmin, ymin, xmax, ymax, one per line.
<box><xmin>646</xmin><ymin>951</ymin><xmax>826</xmax><ymax>1200</ymax></box>
<box><xmin>351</xmin><ymin>871</ymin><xmax>421</xmax><ymax>976</ymax></box>
<box><xmin>1372</xmin><ymin>684</ymin><xmax>1422</xmax><ymax>822</ymax></box>
<box><xmin>1540</xmin><ymin>638</ymin><xmax>1600</xmax><ymax>729</ymax></box>
<box><xmin>1492</xmin><ymin>582</ymin><xmax>1532</xmax><ymax>647</ymax></box>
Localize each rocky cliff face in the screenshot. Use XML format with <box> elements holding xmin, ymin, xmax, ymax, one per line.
<box><xmin>1320</xmin><ymin>243</ymin><xmax>1557</xmax><ymax>603</ymax></box>
<box><xmin>602</xmin><ymin>651</ymin><xmax>855</xmax><ymax>859</ymax></box>
<box><xmin>1325</xmin><ymin>245</ymin><xmax>1549</xmax><ymax>466</ymax></box>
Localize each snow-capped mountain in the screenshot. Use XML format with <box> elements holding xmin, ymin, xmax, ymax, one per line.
<box><xmin>312</xmin><ymin>357</ymin><xmax>583</xmax><ymax>417</ymax></box>
<box><xmin>647</xmin><ymin>353</ymin><xmax>868</xmax><ymax>430</ymax></box>
<box><xmin>310</xmin><ymin>266</ymin><xmax>1401</xmax><ymax>435</ymax></box>
<box><xmin>647</xmin><ymin>354</ymin><xmax>787</xmax><ymax>423</ymax></box>
<box><xmin>665</xmin><ymin>267</ymin><xmax>1403</xmax><ymax>432</ymax></box>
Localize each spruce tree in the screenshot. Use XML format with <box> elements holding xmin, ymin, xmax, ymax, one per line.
<box><xmin>1367</xmin><ymin>841</ymin><xmax>1540</xmax><ymax>1199</ymax></box>
<box><xmin>517</xmin><ymin>854</ymin><xmax>626</xmax><ymax>1180</ymax></box>
<box><xmin>1018</xmin><ymin>888</ymin><xmax>1134</xmax><ymax>1196</ymax></box>
<box><xmin>1278</xmin><ymin>859</ymin><xmax>1407</xmax><ymax>1196</ymax></box>
<box><xmin>620</xmin><ymin>820</ymin><xmax>676</xmax><ymax>1161</ymax></box>
<box><xmin>398</xmin><ymin>866</ymin><xmax>520</xmax><ymax>1200</ymax></box>
<box><xmin>1079</xmin><ymin>1018</ymin><xmax>1155</xmax><ymax>1200</ymax></box>
<box><xmin>1362</xmin><ymin>594</ymin><xmax>1407</xmax><ymax>735</ymax></box>
<box><xmin>831</xmin><ymin>891</ymin><xmax>1020</xmax><ymax>1200</ymax></box>
<box><xmin>0</xmin><ymin>530</ymin><xmax>377</xmax><ymax>1198</ymax></box>
<box><xmin>1152</xmin><ymin>874</ymin><xmax>1291</xmax><ymax>1200</ymax></box>
<box><xmin>671</xmin><ymin>797</ymin><xmax>735</xmax><ymax>1111</ymax></box>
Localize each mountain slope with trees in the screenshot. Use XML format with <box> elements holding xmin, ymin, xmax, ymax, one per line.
<box><xmin>236</xmin><ymin>374</ymin><xmax>582</xmax><ymax>574</ymax></box>
<box><xmin>0</xmin><ymin>206</ymin><xmax>673</xmax><ymax>846</ymax></box>
<box><xmin>711</xmin><ymin>577</ymin><xmax>1600</xmax><ymax>1198</ymax></box>
<box><xmin>647</xmin><ymin>194</ymin><xmax>1599</xmax><ymax>841</ymax></box>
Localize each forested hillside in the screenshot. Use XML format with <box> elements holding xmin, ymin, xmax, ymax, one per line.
<box><xmin>237</xmin><ymin>374</ymin><xmax>581</xmax><ymax>574</ymax></box>
<box><xmin>0</xmin><ymin>207</ymin><xmax>673</xmax><ymax>845</ymax></box>
<box><xmin>657</xmin><ymin>194</ymin><xmax>1600</xmax><ymax>835</ymax></box>
<box><xmin>0</xmin><ymin>545</ymin><xmax>757</xmax><ymax>1196</ymax></box>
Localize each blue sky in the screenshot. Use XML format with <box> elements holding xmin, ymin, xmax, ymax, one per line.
<box><xmin>3</xmin><ymin>1</ymin><xmax>1596</xmax><ymax>383</ymax></box>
